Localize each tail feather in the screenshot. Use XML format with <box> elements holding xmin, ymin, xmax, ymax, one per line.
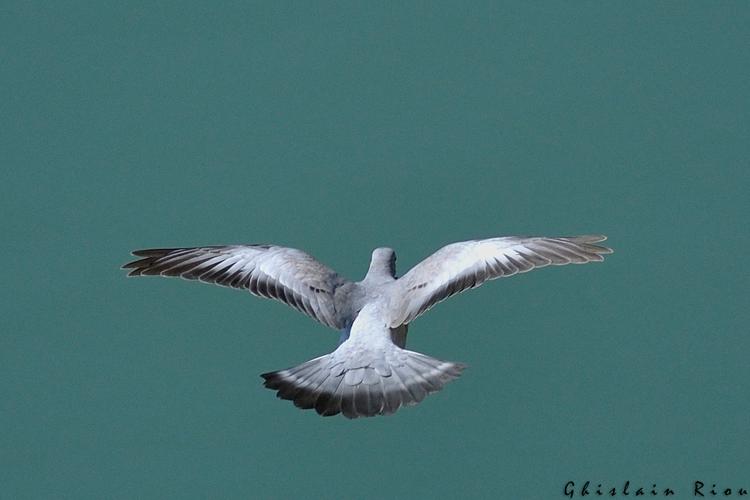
<box><xmin>261</xmin><ymin>346</ymin><xmax>466</xmax><ymax>419</ymax></box>
<box><xmin>388</xmin><ymin>363</ymin><xmax>424</xmax><ymax>405</ymax></box>
<box><xmin>316</xmin><ymin>380</ymin><xmax>345</xmax><ymax>416</ymax></box>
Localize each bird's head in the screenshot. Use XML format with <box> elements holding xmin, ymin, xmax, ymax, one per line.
<box><xmin>365</xmin><ymin>247</ymin><xmax>397</xmax><ymax>282</ymax></box>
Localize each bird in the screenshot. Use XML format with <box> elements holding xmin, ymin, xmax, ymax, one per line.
<box><xmin>123</xmin><ymin>235</ymin><xmax>612</xmax><ymax>418</ymax></box>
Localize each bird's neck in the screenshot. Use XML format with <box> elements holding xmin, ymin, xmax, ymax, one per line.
<box><xmin>364</xmin><ymin>260</ymin><xmax>396</xmax><ymax>284</ymax></box>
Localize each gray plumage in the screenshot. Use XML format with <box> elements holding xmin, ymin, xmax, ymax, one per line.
<box><xmin>123</xmin><ymin>235</ymin><xmax>612</xmax><ymax>418</ymax></box>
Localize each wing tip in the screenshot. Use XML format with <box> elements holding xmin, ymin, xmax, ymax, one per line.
<box><xmin>131</xmin><ymin>248</ymin><xmax>178</xmax><ymax>257</ymax></box>
<box><xmin>565</xmin><ymin>235</ymin><xmax>613</xmax><ymax>255</ymax></box>
<box><xmin>122</xmin><ymin>247</ymin><xmax>191</xmax><ymax>273</ymax></box>
<box><xmin>570</xmin><ymin>234</ymin><xmax>607</xmax><ymax>243</ymax></box>
<box><xmin>122</xmin><ymin>259</ymin><xmax>144</xmax><ymax>272</ymax></box>
<box><xmin>122</xmin><ymin>248</ymin><xmax>166</xmax><ymax>271</ymax></box>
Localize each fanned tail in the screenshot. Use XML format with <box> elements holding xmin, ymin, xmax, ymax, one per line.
<box><xmin>261</xmin><ymin>346</ymin><xmax>466</xmax><ymax>419</ymax></box>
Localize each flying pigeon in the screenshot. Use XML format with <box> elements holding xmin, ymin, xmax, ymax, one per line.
<box><xmin>123</xmin><ymin>235</ymin><xmax>612</xmax><ymax>418</ymax></box>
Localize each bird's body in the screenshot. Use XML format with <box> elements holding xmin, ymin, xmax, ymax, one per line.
<box><xmin>123</xmin><ymin>235</ymin><xmax>612</xmax><ymax>418</ymax></box>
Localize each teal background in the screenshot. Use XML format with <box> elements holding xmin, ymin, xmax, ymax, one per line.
<box><xmin>2</xmin><ymin>2</ymin><xmax>749</xmax><ymax>499</ymax></box>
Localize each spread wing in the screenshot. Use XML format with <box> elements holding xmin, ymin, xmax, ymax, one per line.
<box><xmin>389</xmin><ymin>235</ymin><xmax>612</xmax><ymax>326</ymax></box>
<box><xmin>122</xmin><ymin>245</ymin><xmax>349</xmax><ymax>329</ymax></box>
